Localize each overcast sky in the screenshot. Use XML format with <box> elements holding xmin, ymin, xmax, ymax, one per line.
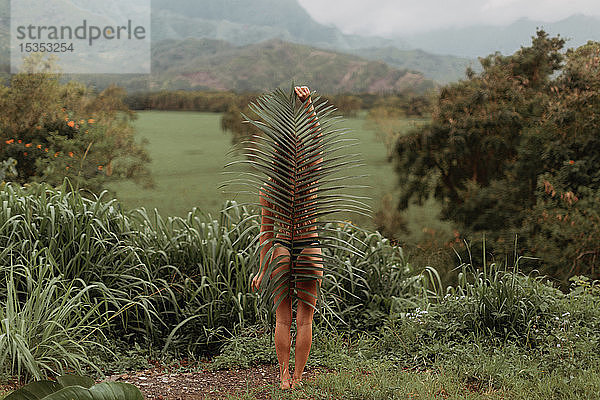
<box><xmin>297</xmin><ymin>0</ymin><xmax>600</xmax><ymax>36</ymax></box>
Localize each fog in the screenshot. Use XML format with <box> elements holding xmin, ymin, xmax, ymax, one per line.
<box><xmin>297</xmin><ymin>0</ymin><xmax>600</xmax><ymax>36</ymax></box>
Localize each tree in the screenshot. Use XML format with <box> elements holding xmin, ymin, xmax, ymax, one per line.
<box><xmin>522</xmin><ymin>41</ymin><xmax>600</xmax><ymax>280</ymax></box>
<box><xmin>0</xmin><ymin>55</ymin><xmax>154</xmax><ymax>195</ymax></box>
<box><xmin>393</xmin><ymin>30</ymin><xmax>565</xmax><ymax>234</ymax></box>
<box><xmin>390</xmin><ymin>31</ymin><xmax>600</xmax><ymax>283</ymax></box>
<box><xmin>220</xmin><ymin>95</ymin><xmax>260</xmax><ymax>147</ymax></box>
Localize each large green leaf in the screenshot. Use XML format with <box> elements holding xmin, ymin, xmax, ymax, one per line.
<box><xmin>4</xmin><ymin>375</ymin><xmax>143</xmax><ymax>400</ymax></box>
<box><xmin>3</xmin><ymin>380</ymin><xmax>62</xmax><ymax>400</ymax></box>
<box><xmin>55</xmin><ymin>375</ymin><xmax>94</xmax><ymax>389</ymax></box>
<box><xmin>220</xmin><ymin>86</ymin><xmax>372</xmax><ymax>315</ymax></box>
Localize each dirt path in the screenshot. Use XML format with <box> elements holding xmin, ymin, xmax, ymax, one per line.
<box><xmin>103</xmin><ymin>363</ymin><xmax>326</xmax><ymax>399</ymax></box>
<box><xmin>2</xmin><ymin>363</ymin><xmax>327</xmax><ymax>400</ymax></box>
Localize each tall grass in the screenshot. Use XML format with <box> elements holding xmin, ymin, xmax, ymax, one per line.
<box><xmin>446</xmin><ymin>259</ymin><xmax>562</xmax><ymax>344</ymax></box>
<box><xmin>3</xmin><ymin>177</ymin><xmax>598</xmax><ymax>396</ymax></box>
<box><xmin>0</xmin><ymin>257</ymin><xmax>110</xmax><ymax>381</ymax></box>
<box><xmin>318</xmin><ymin>222</ymin><xmax>439</xmax><ymax>332</ymax></box>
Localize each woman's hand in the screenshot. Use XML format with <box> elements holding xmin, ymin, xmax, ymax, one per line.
<box><xmin>251</xmin><ymin>273</ymin><xmax>264</xmax><ymax>292</ymax></box>
<box><xmin>294</xmin><ymin>86</ymin><xmax>311</xmax><ymax>102</ymax></box>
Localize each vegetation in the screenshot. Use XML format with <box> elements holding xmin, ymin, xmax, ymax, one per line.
<box><xmin>0</xmin><ymin>259</ymin><xmax>109</xmax><ymax>381</ymax></box>
<box><xmin>4</xmin><ymin>374</ymin><xmax>144</xmax><ymax>400</ymax></box>
<box><xmin>124</xmin><ymin>90</ymin><xmax>240</xmax><ymax>112</ymax></box>
<box><xmin>351</xmin><ymin>46</ymin><xmax>478</xmax><ymax>84</ymax></box>
<box><xmin>150</xmin><ymin>38</ymin><xmax>434</xmax><ymax>93</ymax></box>
<box><xmin>212</xmin><ymin>260</ymin><xmax>600</xmax><ymax>399</ymax></box>
<box><xmin>2</xmin><ymin>17</ymin><xmax>599</xmax><ymax>397</ymax></box>
<box><xmin>0</xmin><ymin>179</ymin><xmax>431</xmax><ymax>382</ymax></box>
<box><xmin>0</xmin><ymin>56</ymin><xmax>153</xmax><ymax>195</ymax></box>
<box><xmin>0</xmin><ymin>179</ymin><xmax>598</xmax><ymax>398</ymax></box>
<box><xmin>105</xmin><ymin>110</ymin><xmax>408</xmax><ymax>232</ymax></box>
<box><xmin>392</xmin><ymin>31</ymin><xmax>600</xmax><ymax>286</ymax></box>
<box><xmin>365</xmin><ymin>94</ymin><xmax>431</xmax><ymax>162</ymax></box>
<box><xmin>218</xmin><ymin>91</ymin><xmax>430</xmax><ymax>149</ymax></box>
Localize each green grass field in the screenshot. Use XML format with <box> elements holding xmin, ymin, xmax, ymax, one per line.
<box><xmin>106</xmin><ymin>111</ymin><xmax>232</xmax><ymax>220</ymax></box>
<box><xmin>106</xmin><ymin>110</ymin><xmax>454</xmax><ymax>241</ymax></box>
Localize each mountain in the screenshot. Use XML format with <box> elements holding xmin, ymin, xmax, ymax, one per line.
<box><xmin>349</xmin><ymin>47</ymin><xmax>478</xmax><ymax>84</ymax></box>
<box><xmin>64</xmin><ymin>38</ymin><xmax>434</xmax><ymax>94</ymax></box>
<box><xmin>151</xmin><ymin>0</ymin><xmax>408</xmax><ymax>50</ymax></box>
<box><xmin>149</xmin><ymin>0</ymin><xmax>484</xmax><ymax>84</ymax></box>
<box><xmin>149</xmin><ymin>0</ymin><xmax>479</xmax><ymax>83</ymax></box>
<box><xmin>4</xmin><ymin>0</ymin><xmax>600</xmax><ymax>86</ymax></box>
<box><xmin>137</xmin><ymin>38</ymin><xmax>434</xmax><ymax>93</ymax></box>
<box><xmin>402</xmin><ymin>14</ymin><xmax>600</xmax><ymax>58</ymax></box>
<box><xmin>0</xmin><ymin>0</ymin><xmax>461</xmax><ymax>85</ymax></box>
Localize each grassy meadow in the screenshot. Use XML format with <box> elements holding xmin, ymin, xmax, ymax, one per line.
<box><xmin>105</xmin><ymin>111</ymin><xmax>231</xmax><ymax>220</ymax></box>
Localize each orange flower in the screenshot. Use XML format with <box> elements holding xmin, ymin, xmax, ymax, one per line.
<box><xmin>98</xmin><ymin>165</ymin><xmax>103</xmax><ymax>170</ymax></box>
<box><xmin>23</xmin><ymin>152</ymin><xmax>27</xmax><ymax>156</ymax></box>
<box><xmin>17</xmin><ymin>139</ymin><xmax>22</xmax><ymax>143</ymax></box>
<box><xmin>68</xmin><ymin>151</ymin><xmax>74</xmax><ymax>157</ymax></box>
<box><xmin>54</xmin><ymin>152</ymin><xmax>59</xmax><ymax>157</ymax></box>
<box><xmin>37</xmin><ymin>144</ymin><xmax>42</xmax><ymax>149</ymax></box>
<box><xmin>5</xmin><ymin>139</ymin><xmax>14</xmax><ymax>144</ymax></box>
<box><xmin>67</xmin><ymin>121</ymin><xmax>75</xmax><ymax>128</ymax></box>
<box><xmin>66</xmin><ymin>166</ymin><xmax>69</xmax><ymax>170</ymax></box>
<box><xmin>25</xmin><ymin>143</ymin><xmax>32</xmax><ymax>147</ymax></box>
<box><xmin>88</xmin><ymin>119</ymin><xmax>95</xmax><ymax>124</ymax></box>
<box><xmin>569</xmin><ymin>160</ymin><xmax>575</xmax><ymax>165</ymax></box>
<box><xmin>44</xmin><ymin>148</ymin><xmax>48</xmax><ymax>152</ymax></box>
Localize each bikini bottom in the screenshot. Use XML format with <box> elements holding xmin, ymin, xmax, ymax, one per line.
<box><xmin>272</xmin><ymin>237</ymin><xmax>321</xmax><ymax>265</ymax></box>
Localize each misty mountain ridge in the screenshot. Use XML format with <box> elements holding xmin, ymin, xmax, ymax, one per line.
<box><xmin>2</xmin><ymin>0</ymin><xmax>600</xmax><ymax>87</ymax></box>
<box><xmin>151</xmin><ymin>0</ymin><xmax>408</xmax><ymax>51</ymax></box>
<box><xmin>402</xmin><ymin>14</ymin><xmax>600</xmax><ymax>58</ymax></box>
<box><xmin>149</xmin><ymin>0</ymin><xmax>472</xmax><ymax>83</ymax></box>
<box><xmin>144</xmin><ymin>3</ymin><xmax>600</xmax><ymax>82</ymax></box>
<box><xmin>150</xmin><ymin>1</ymin><xmax>600</xmax><ymax>62</ymax></box>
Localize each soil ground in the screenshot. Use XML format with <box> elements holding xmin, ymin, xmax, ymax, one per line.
<box><xmin>0</xmin><ymin>363</ymin><xmax>327</xmax><ymax>400</ymax></box>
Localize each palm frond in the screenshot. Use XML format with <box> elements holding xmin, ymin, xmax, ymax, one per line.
<box><xmin>220</xmin><ymin>86</ymin><xmax>372</xmax><ymax>313</ymax></box>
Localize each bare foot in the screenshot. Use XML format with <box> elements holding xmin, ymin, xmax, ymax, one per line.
<box><xmin>291</xmin><ymin>375</ymin><xmax>302</xmax><ymax>389</ymax></box>
<box><xmin>280</xmin><ymin>367</ymin><xmax>291</xmax><ymax>390</ymax></box>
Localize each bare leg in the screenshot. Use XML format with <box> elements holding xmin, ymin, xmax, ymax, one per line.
<box><xmin>275</xmin><ymin>296</ymin><xmax>292</xmax><ymax>389</ymax></box>
<box><xmin>293</xmin><ymin>281</ymin><xmax>316</xmax><ymax>385</ymax></box>
<box><xmin>272</xmin><ymin>246</ymin><xmax>293</xmax><ymax>389</ymax></box>
<box><xmin>292</xmin><ymin>247</ymin><xmax>323</xmax><ymax>387</ymax></box>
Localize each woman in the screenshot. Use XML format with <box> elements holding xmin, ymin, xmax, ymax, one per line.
<box><xmin>251</xmin><ymin>86</ymin><xmax>324</xmax><ymax>390</ymax></box>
